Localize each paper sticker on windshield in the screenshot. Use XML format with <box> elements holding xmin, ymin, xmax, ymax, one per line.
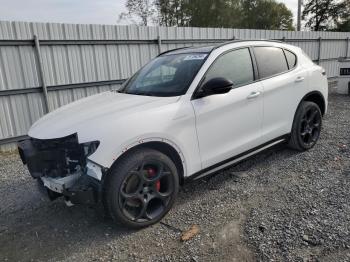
<box><xmin>184</xmin><ymin>54</ymin><xmax>207</xmax><ymax>61</ymax></box>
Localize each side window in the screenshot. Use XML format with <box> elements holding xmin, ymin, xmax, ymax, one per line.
<box><xmin>204</xmin><ymin>48</ymin><xmax>254</xmax><ymax>87</ymax></box>
<box><xmin>284</xmin><ymin>50</ymin><xmax>297</xmax><ymax>69</ymax></box>
<box><xmin>254</xmin><ymin>47</ymin><xmax>289</xmax><ymax>79</ymax></box>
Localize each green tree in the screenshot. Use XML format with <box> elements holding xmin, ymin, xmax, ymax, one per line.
<box><xmin>118</xmin><ymin>0</ymin><xmax>156</xmax><ymax>26</ymax></box>
<box><xmin>240</xmin><ymin>0</ymin><xmax>294</xmax><ymax>30</ymax></box>
<box><xmin>336</xmin><ymin>19</ymin><xmax>350</xmax><ymax>31</ymax></box>
<box><xmin>335</xmin><ymin>0</ymin><xmax>350</xmax><ymax>31</ymax></box>
<box><xmin>302</xmin><ymin>0</ymin><xmax>347</xmax><ymax>31</ymax></box>
<box><xmin>155</xmin><ymin>0</ymin><xmax>190</xmax><ymax>26</ymax></box>
<box><xmin>155</xmin><ymin>0</ymin><xmax>294</xmax><ymax>30</ymax></box>
<box><xmin>184</xmin><ymin>0</ymin><xmax>242</xmax><ymax>28</ymax></box>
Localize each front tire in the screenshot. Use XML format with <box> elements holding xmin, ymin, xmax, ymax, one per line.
<box><xmin>103</xmin><ymin>148</ymin><xmax>179</xmax><ymax>228</ymax></box>
<box><xmin>288</xmin><ymin>101</ymin><xmax>322</xmax><ymax>151</ymax></box>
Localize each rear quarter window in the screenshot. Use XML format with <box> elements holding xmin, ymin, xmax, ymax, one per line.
<box><xmin>254</xmin><ymin>47</ymin><xmax>289</xmax><ymax>79</ymax></box>
<box><xmin>284</xmin><ymin>50</ymin><xmax>297</xmax><ymax>69</ymax></box>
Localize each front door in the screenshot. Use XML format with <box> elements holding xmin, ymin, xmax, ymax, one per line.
<box><xmin>191</xmin><ymin>48</ymin><xmax>264</xmax><ymax>169</ymax></box>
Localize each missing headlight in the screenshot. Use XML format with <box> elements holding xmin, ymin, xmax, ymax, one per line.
<box><xmin>18</xmin><ymin>133</ymin><xmax>100</xmax><ymax>179</ymax></box>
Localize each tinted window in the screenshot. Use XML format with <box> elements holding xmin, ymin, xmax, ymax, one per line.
<box><xmin>204</xmin><ymin>48</ymin><xmax>254</xmax><ymax>87</ymax></box>
<box><xmin>254</xmin><ymin>47</ymin><xmax>289</xmax><ymax>79</ymax></box>
<box><xmin>284</xmin><ymin>50</ymin><xmax>297</xmax><ymax>69</ymax></box>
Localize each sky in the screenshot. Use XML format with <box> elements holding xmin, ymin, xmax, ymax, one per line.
<box><xmin>0</xmin><ymin>0</ymin><xmax>299</xmax><ymax>26</ymax></box>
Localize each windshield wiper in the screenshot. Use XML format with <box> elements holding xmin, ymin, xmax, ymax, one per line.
<box><xmin>128</xmin><ymin>91</ymin><xmax>157</xmax><ymax>97</ymax></box>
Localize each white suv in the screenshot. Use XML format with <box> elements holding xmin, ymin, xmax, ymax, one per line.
<box><xmin>18</xmin><ymin>40</ymin><xmax>328</xmax><ymax>228</ymax></box>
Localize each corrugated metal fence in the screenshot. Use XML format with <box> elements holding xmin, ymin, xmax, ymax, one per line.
<box><xmin>0</xmin><ymin>21</ymin><xmax>349</xmax><ymax>151</ymax></box>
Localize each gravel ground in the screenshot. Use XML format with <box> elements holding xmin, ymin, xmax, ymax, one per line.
<box><xmin>0</xmin><ymin>93</ymin><xmax>349</xmax><ymax>262</ymax></box>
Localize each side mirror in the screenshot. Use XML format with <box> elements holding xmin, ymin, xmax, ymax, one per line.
<box><xmin>198</xmin><ymin>77</ymin><xmax>233</xmax><ymax>98</ymax></box>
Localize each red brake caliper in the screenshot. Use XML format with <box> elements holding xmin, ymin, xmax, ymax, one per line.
<box><xmin>147</xmin><ymin>168</ymin><xmax>160</xmax><ymax>191</ymax></box>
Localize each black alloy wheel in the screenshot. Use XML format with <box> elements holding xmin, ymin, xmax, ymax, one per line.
<box><xmin>289</xmin><ymin>101</ymin><xmax>322</xmax><ymax>151</ymax></box>
<box><xmin>299</xmin><ymin>106</ymin><xmax>322</xmax><ymax>147</ymax></box>
<box><xmin>104</xmin><ymin>148</ymin><xmax>179</xmax><ymax>228</ymax></box>
<box><xmin>119</xmin><ymin>159</ymin><xmax>175</xmax><ymax>222</ymax></box>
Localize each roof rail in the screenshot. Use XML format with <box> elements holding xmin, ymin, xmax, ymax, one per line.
<box><xmin>158</xmin><ymin>39</ymin><xmax>286</xmax><ymax>56</ymax></box>
<box><xmin>214</xmin><ymin>39</ymin><xmax>284</xmax><ymax>50</ymax></box>
<box><xmin>158</xmin><ymin>46</ymin><xmax>192</xmax><ymax>56</ymax></box>
<box><xmin>214</xmin><ymin>39</ymin><xmax>241</xmax><ymax>49</ymax></box>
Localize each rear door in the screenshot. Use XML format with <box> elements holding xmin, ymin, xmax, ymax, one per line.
<box><xmin>191</xmin><ymin>48</ymin><xmax>264</xmax><ymax>169</ymax></box>
<box><xmin>253</xmin><ymin>46</ymin><xmax>308</xmax><ymax>142</ymax></box>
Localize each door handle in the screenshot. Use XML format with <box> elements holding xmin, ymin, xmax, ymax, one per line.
<box><xmin>295</xmin><ymin>76</ymin><xmax>305</xmax><ymax>83</ymax></box>
<box><xmin>247</xmin><ymin>91</ymin><xmax>261</xmax><ymax>99</ymax></box>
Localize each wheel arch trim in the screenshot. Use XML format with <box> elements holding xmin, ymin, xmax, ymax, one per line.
<box><xmin>111</xmin><ymin>137</ymin><xmax>187</xmax><ymax>183</ymax></box>
<box><xmin>290</xmin><ymin>90</ymin><xmax>326</xmax><ymax>134</ymax></box>
<box><xmin>300</xmin><ymin>90</ymin><xmax>326</xmax><ymax>115</ymax></box>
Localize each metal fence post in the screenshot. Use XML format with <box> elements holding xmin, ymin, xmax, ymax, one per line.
<box><xmin>34</xmin><ymin>35</ymin><xmax>50</xmax><ymax>113</ymax></box>
<box><xmin>317</xmin><ymin>37</ymin><xmax>322</xmax><ymax>65</ymax></box>
<box><xmin>346</xmin><ymin>37</ymin><xmax>349</xmax><ymax>58</ymax></box>
<box><xmin>157</xmin><ymin>35</ymin><xmax>162</xmax><ymax>54</ymax></box>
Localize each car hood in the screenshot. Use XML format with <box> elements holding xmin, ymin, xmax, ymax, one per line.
<box><xmin>28</xmin><ymin>91</ymin><xmax>180</xmax><ymax>141</ymax></box>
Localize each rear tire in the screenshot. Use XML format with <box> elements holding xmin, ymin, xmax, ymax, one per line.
<box><xmin>103</xmin><ymin>148</ymin><xmax>179</xmax><ymax>228</ymax></box>
<box><xmin>288</xmin><ymin>101</ymin><xmax>322</xmax><ymax>151</ymax></box>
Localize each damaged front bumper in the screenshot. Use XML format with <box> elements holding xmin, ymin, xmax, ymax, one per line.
<box><xmin>18</xmin><ymin>133</ymin><xmax>104</xmax><ymax>205</ymax></box>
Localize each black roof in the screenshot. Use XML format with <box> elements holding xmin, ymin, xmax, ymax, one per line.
<box><xmin>160</xmin><ymin>45</ymin><xmax>215</xmax><ymax>56</ymax></box>
<box><xmin>159</xmin><ymin>39</ymin><xmax>284</xmax><ymax>56</ymax></box>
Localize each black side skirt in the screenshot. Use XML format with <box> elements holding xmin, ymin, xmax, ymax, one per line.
<box><xmin>185</xmin><ymin>134</ymin><xmax>290</xmax><ymax>182</ymax></box>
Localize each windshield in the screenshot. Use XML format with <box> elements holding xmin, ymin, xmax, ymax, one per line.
<box><xmin>119</xmin><ymin>53</ymin><xmax>208</xmax><ymax>97</ymax></box>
